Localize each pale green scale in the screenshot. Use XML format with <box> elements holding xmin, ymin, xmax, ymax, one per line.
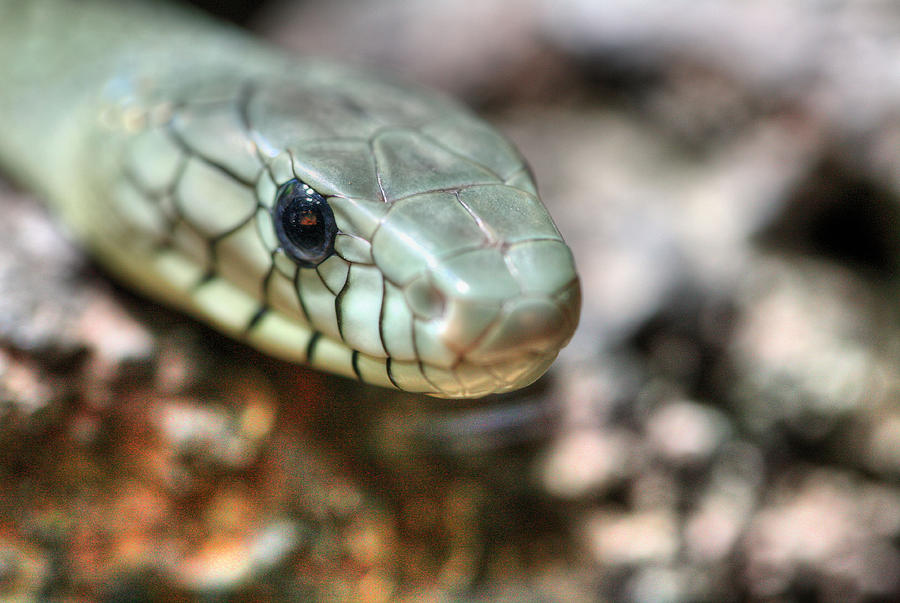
<box><xmin>215</xmin><ymin>221</ymin><xmax>273</xmax><ymax>295</ymax></box>
<box><xmin>475</xmin><ymin>298</ymin><xmax>567</xmax><ymax>363</ymax></box>
<box><xmin>316</xmin><ymin>255</ymin><xmax>350</xmax><ymax>296</ymax></box>
<box><xmin>414</xmin><ymin>318</ymin><xmax>461</xmax><ymax>369</ymax></box>
<box><xmin>421</xmin><ymin>116</ymin><xmax>525</xmax><ymax>181</ymax></box>
<box><xmin>453</xmin><ymin>364</ymin><xmax>502</xmax><ymax>398</ymax></box>
<box><xmin>422</xmin><ymin>363</ymin><xmax>466</xmax><ymax>395</ymax></box>
<box><xmin>309</xmin><ymin>336</ymin><xmax>355</xmax><ymax>381</ymax></box>
<box><xmin>176</xmin><ymin>159</ymin><xmax>256</xmax><ymax>236</ymax></box>
<box><xmin>298</xmin><ymin>268</ymin><xmax>342</xmax><ymax>341</ymax></box>
<box><xmin>170</xmin><ymin>221</ymin><xmax>209</xmax><ymax>269</ymax></box>
<box><xmin>267</xmin><ymin>153</ymin><xmax>296</xmax><ymax>189</ymax></box>
<box><xmin>404</xmin><ymin>275</ymin><xmax>447</xmax><ymax>320</ymax></box>
<box><xmin>126</xmin><ymin>128</ymin><xmax>184</xmax><ymax>193</ymax></box>
<box><xmin>0</xmin><ymin>0</ymin><xmax>581</xmax><ymax>398</ymax></box>
<box><xmin>354</xmin><ymin>354</ymin><xmax>395</xmax><ymax>390</ymax></box>
<box><xmin>507</xmin><ymin>240</ymin><xmax>580</xmax><ymax>295</ymax></box>
<box><xmin>372</xmin><ymin>130</ymin><xmax>500</xmax><ymax>201</ymax></box>
<box><xmin>438</xmin><ymin>248</ymin><xmax>522</xmax><ymax>301</ymax></box>
<box><xmin>333</xmin><ymin>234</ymin><xmax>373</xmax><ymax>265</ymax></box>
<box><xmin>247</xmin><ymin>309</ymin><xmax>314</xmax><ymax>362</ymax></box>
<box><xmin>193</xmin><ymin>276</ymin><xmax>260</xmax><ymax>333</ymax></box>
<box><xmin>249</xmin><ymin>87</ymin><xmax>380</xmax><ymax>144</ymax></box>
<box><xmin>255</xmin><ymin>208</ymin><xmax>279</xmax><ymax>252</ymax></box>
<box><xmin>371</xmin><ymin>191</ymin><xmax>487</xmax><ymax>286</ymax></box>
<box><xmin>290</xmin><ymin>140</ymin><xmax>381</xmax><ymax>199</ymax></box>
<box><xmin>390</xmin><ymin>360</ymin><xmax>433</xmax><ymax>393</ymax></box>
<box><xmin>338</xmin><ymin>264</ymin><xmax>387</xmax><ymax>358</ymax></box>
<box><xmin>155</xmin><ymin>249</ymin><xmax>205</xmax><ymax>293</ymax></box>
<box><xmin>505</xmin><ymin>169</ymin><xmax>539</xmax><ymax>195</ymax></box>
<box><xmin>380</xmin><ymin>282</ymin><xmax>418</xmax><ymax>362</ymax></box>
<box><xmin>114</xmin><ymin>179</ymin><xmax>169</xmax><ymax>242</ymax></box>
<box><xmin>255</xmin><ymin>177</ymin><xmax>278</xmax><ymax>211</ymax></box>
<box><xmin>441</xmin><ymin>298</ymin><xmax>501</xmax><ymax>353</ymax></box>
<box><xmin>267</xmin><ymin>272</ymin><xmax>305</xmax><ymax>320</ymax></box>
<box><xmin>457</xmin><ymin>185</ymin><xmax>561</xmax><ymax>243</ymax></box>
<box><xmin>171</xmin><ymin>105</ymin><xmax>260</xmax><ymax>183</ymax></box>
<box><xmin>329</xmin><ymin>197</ymin><xmax>391</xmax><ymax>240</ymax></box>
<box><xmin>272</xmin><ymin>250</ymin><xmax>298</xmax><ymax>278</ymax></box>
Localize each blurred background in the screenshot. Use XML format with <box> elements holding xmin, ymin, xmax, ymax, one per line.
<box><xmin>2</xmin><ymin>0</ymin><xmax>900</xmax><ymax>600</ymax></box>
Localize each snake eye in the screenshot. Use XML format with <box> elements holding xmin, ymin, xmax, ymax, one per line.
<box><xmin>273</xmin><ymin>179</ymin><xmax>338</xmax><ymax>267</ymax></box>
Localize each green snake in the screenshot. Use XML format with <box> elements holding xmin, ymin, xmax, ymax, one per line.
<box><xmin>0</xmin><ymin>0</ymin><xmax>580</xmax><ymax>398</ymax></box>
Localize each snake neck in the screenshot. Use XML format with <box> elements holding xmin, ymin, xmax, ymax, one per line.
<box><xmin>0</xmin><ymin>0</ymin><xmax>268</xmax><ymax>202</ymax></box>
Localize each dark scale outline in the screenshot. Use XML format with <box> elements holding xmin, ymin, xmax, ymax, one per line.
<box><xmin>316</xmin><ymin>256</ymin><xmax>349</xmax><ymax>297</ymax></box>
<box><xmin>417</xmin><ymin>358</ymin><xmax>445</xmax><ymax>396</ymax></box>
<box><xmin>336</xmin><ymin>263</ymin><xmax>388</xmax><ymax>359</ymax></box>
<box><xmin>166</xmin><ymin>109</ymin><xmax>257</xmax><ymax>188</ymax></box>
<box><xmin>364</xmin><ymin>126</ymin><xmax>504</xmax><ymax>203</ymax></box>
<box><xmin>121</xmin><ymin>81</ymin><xmax>396</xmax><ymax>390</ymax></box>
<box><xmin>453</xmin><ymin>189</ymin><xmax>497</xmax><ymax>246</ymax></box>
<box><xmin>159</xmin><ymin>94</ymin><xmax>271</xmax><ymax>294</ymax></box>
<box><xmin>121</xmin><ymin>169</ymin><xmax>175</xmax><ymax>249</ymax></box>
<box><xmin>202</xmin><ymin>207</ymin><xmax>266</xmax><ymax>282</ymax></box>
<box><xmin>306</xmin><ymin>331</ymin><xmax>322</xmax><ymax>364</ymax></box>
<box><xmin>368</xmin><ymin>136</ymin><xmax>389</xmax><ymax>204</ymax></box>
<box><xmin>290</xmin><ymin>263</ymin><xmax>313</xmax><ymax>326</ymax></box>
<box><xmin>362</xmin><ymin>126</ymin><xmax>488</xmax><ymax>395</ymax></box>
<box><xmin>125</xmin><ymin>169</ymin><xmax>216</xmax><ymax>282</ymax></box>
<box><xmin>236</xmin><ymin>82</ymin><xmax>329</xmax><ymax>337</ymax></box>
<box><xmin>333</xmin><ymin>269</ymin><xmax>351</xmax><ymax>342</ymax></box>
<box><xmin>385</xmin><ymin>183</ymin><xmax>495</xmax><ymax>204</ymax></box>
<box><xmin>274</xmin><ymin>111</ymin><xmax>365</xmax><ymax>351</ymax></box>
<box><xmin>408</xmin><ymin>316</ymin><xmax>443</xmax><ymax>395</ymax></box>
<box><xmin>167</xmin><ymin>153</ymin><xmax>260</xmax><ymax>234</ymax></box>
<box><xmin>245</xmin><ymin>306</ymin><xmax>268</xmax><ymax>331</ymax></box>
<box><xmin>122</xmin><ymin>149</ymin><xmax>190</xmax><ymax>252</ymax></box>
<box><xmin>242</xmin><ymin>258</ymin><xmax>277</xmax><ymax>334</ymax></box>
<box><xmin>121</xmin><ymin>145</ymin><xmax>219</xmax><ymax>293</ymax></box>
<box><xmin>376</xmin><ymin>278</ymin><xmax>390</xmax><ymax>360</ymax></box>
<box><xmin>385</xmin><ymin>358</ymin><xmax>401</xmax><ymax>390</ymax></box>
<box><xmin>378</xmin><ymin>279</ymin><xmax>420</xmax><ymax>363</ymax></box>
<box><xmin>120</xmin><ymin>88</ymin><xmax>290</xmax><ymax>345</ymax></box>
<box><xmin>154</xmin><ymin>153</ymin><xmax>190</xmax><ymax>238</ymax></box>
<box><xmin>351</xmin><ymin>350</ymin><xmax>362</xmax><ymax>381</ymax></box>
<box><xmin>333</xmin><ymin>231</ymin><xmax>375</xmax><ymax>265</ymax></box>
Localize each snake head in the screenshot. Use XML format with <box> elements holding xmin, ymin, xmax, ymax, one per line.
<box><xmin>116</xmin><ymin>66</ymin><xmax>579</xmax><ymax>398</ymax></box>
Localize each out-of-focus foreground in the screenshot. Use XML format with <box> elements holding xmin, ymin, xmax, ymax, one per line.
<box><xmin>2</xmin><ymin>1</ymin><xmax>899</xmax><ymax>600</ymax></box>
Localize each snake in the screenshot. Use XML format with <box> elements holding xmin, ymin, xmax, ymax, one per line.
<box><xmin>0</xmin><ymin>0</ymin><xmax>580</xmax><ymax>399</ymax></box>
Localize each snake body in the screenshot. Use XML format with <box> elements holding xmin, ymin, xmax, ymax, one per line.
<box><xmin>0</xmin><ymin>0</ymin><xmax>580</xmax><ymax>398</ymax></box>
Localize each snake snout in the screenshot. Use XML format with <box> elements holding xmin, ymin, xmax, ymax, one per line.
<box><xmin>463</xmin><ymin>279</ymin><xmax>581</xmax><ymax>364</ymax></box>
<box><xmin>420</xmin><ymin>240</ymin><xmax>580</xmax><ymax>370</ymax></box>
<box><xmin>465</xmin><ymin>299</ymin><xmax>566</xmax><ymax>362</ymax></box>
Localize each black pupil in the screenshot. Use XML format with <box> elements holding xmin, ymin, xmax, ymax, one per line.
<box><xmin>274</xmin><ymin>179</ymin><xmax>337</xmax><ymax>267</ymax></box>
<box><xmin>283</xmin><ymin>201</ymin><xmax>324</xmax><ymax>250</ymax></box>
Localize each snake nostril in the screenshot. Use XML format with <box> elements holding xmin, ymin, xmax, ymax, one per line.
<box><xmin>403</xmin><ymin>275</ymin><xmax>446</xmax><ymax>320</ymax></box>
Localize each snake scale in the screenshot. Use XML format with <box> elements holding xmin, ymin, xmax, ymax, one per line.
<box><xmin>0</xmin><ymin>0</ymin><xmax>580</xmax><ymax>398</ymax></box>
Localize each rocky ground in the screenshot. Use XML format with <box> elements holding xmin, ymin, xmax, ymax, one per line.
<box><xmin>2</xmin><ymin>0</ymin><xmax>900</xmax><ymax>600</ymax></box>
